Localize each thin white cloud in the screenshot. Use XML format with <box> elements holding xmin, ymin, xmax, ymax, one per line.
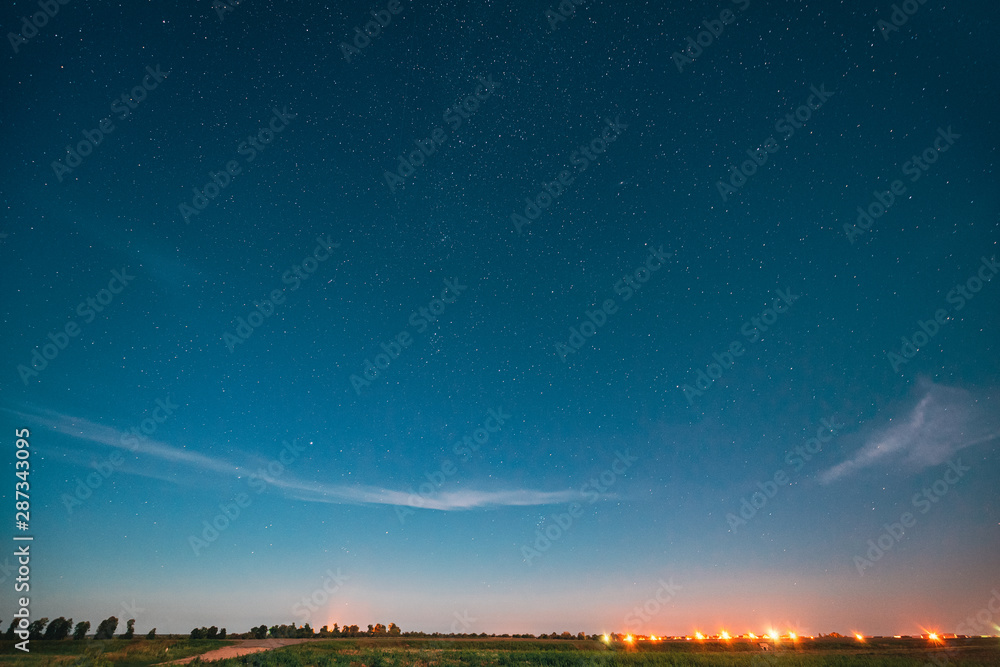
<box><xmin>3</xmin><ymin>404</ymin><xmax>584</xmax><ymax>510</ymax></box>
<box><xmin>268</xmin><ymin>476</ymin><xmax>590</xmax><ymax>510</ymax></box>
<box><xmin>819</xmin><ymin>381</ymin><xmax>1000</xmax><ymax>484</ymax></box>
<box><xmin>4</xmin><ymin>405</ymin><xmax>239</xmax><ymax>476</ymax></box>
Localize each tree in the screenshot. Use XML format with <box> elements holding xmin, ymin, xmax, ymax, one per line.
<box><xmin>190</xmin><ymin>627</ymin><xmax>205</xmax><ymax>640</ymax></box>
<box><xmin>146</xmin><ymin>628</ymin><xmax>156</xmax><ymax>640</ymax></box>
<box><xmin>121</xmin><ymin>618</ymin><xmax>135</xmax><ymax>639</ymax></box>
<box><xmin>94</xmin><ymin>617</ymin><xmax>118</xmax><ymax>640</ymax></box>
<box><xmin>44</xmin><ymin>617</ymin><xmax>73</xmax><ymax>640</ymax></box>
<box><xmin>388</xmin><ymin>623</ymin><xmax>401</xmax><ymax>636</ymax></box>
<box><xmin>219</xmin><ymin>628</ymin><xmax>227</xmax><ymax>639</ymax></box>
<box><xmin>73</xmin><ymin>621</ymin><xmax>91</xmax><ymax>640</ymax></box>
<box><xmin>27</xmin><ymin>618</ymin><xmax>49</xmax><ymax>640</ymax></box>
<box><xmin>252</xmin><ymin>625</ymin><xmax>267</xmax><ymax>640</ymax></box>
<box><xmin>207</xmin><ymin>626</ymin><xmax>219</xmax><ymax>640</ymax></box>
<box><xmin>4</xmin><ymin>619</ymin><xmax>14</xmax><ymax>640</ymax></box>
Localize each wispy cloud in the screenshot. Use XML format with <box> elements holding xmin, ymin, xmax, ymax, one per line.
<box><xmin>4</xmin><ymin>404</ymin><xmax>585</xmax><ymax>510</ymax></box>
<box><xmin>271</xmin><ymin>478</ymin><xmax>590</xmax><ymax>510</ymax></box>
<box><xmin>819</xmin><ymin>380</ymin><xmax>1000</xmax><ymax>484</ymax></box>
<box><xmin>4</xmin><ymin>404</ymin><xmax>240</xmax><ymax>476</ymax></box>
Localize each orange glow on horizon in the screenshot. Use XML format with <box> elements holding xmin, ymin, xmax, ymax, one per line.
<box><xmin>855</xmin><ymin>634</ymin><xmax>865</xmax><ymax>642</ymax></box>
<box><xmin>694</xmin><ymin>632</ymin><xmax>704</xmax><ymax>640</ymax></box>
<box><xmin>720</xmin><ymin>630</ymin><xmax>731</xmax><ymax>640</ymax></box>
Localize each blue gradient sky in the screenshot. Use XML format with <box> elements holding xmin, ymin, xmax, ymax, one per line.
<box><xmin>2</xmin><ymin>0</ymin><xmax>999</xmax><ymax>638</ymax></box>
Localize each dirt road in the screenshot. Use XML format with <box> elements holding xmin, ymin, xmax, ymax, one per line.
<box><xmin>162</xmin><ymin>638</ymin><xmax>315</xmax><ymax>664</ymax></box>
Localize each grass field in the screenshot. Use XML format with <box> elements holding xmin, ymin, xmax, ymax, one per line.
<box><xmin>0</xmin><ymin>637</ymin><xmax>233</xmax><ymax>666</ymax></box>
<box><xmin>2</xmin><ymin>637</ymin><xmax>999</xmax><ymax>667</ymax></box>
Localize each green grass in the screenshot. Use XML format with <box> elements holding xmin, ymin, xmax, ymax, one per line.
<box><xmin>2</xmin><ymin>637</ymin><xmax>998</xmax><ymax>667</ymax></box>
<box><xmin>0</xmin><ymin>637</ymin><xmax>234</xmax><ymax>666</ymax></box>
<box><xmin>191</xmin><ymin>638</ymin><xmax>1000</xmax><ymax>667</ymax></box>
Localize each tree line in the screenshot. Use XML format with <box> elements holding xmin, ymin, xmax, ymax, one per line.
<box><xmin>2</xmin><ymin>616</ymin><xmax>153</xmax><ymax>641</ymax></box>
<box><xmin>3</xmin><ymin>616</ymin><xmax>596</xmax><ymax>641</ymax></box>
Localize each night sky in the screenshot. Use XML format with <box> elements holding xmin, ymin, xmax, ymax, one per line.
<box><xmin>2</xmin><ymin>0</ymin><xmax>999</xmax><ymax>638</ymax></box>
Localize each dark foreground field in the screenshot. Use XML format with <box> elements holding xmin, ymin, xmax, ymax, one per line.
<box><xmin>2</xmin><ymin>636</ymin><xmax>999</xmax><ymax>667</ymax></box>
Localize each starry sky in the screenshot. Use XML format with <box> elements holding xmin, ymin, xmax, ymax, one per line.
<box><xmin>2</xmin><ymin>0</ymin><xmax>999</xmax><ymax>638</ymax></box>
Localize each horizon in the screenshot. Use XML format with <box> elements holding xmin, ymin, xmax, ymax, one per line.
<box><xmin>2</xmin><ymin>0</ymin><xmax>999</xmax><ymax>647</ymax></box>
